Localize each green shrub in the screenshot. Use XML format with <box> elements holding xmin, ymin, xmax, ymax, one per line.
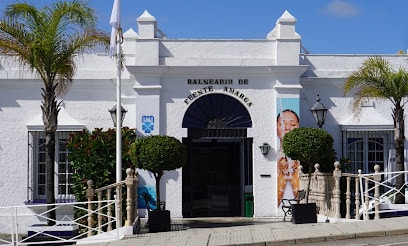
<box><xmin>283</xmin><ymin>127</ymin><xmax>336</xmax><ymax>202</ymax></box>
<box><xmin>129</xmin><ymin>135</ymin><xmax>187</xmax><ymax>210</ymax></box>
<box><xmin>67</xmin><ymin>127</ymin><xmax>136</xmax><ymax>227</ymax></box>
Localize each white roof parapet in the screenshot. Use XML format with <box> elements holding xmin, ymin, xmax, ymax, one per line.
<box><xmin>123</xmin><ymin>28</ymin><xmax>138</xmax><ymax>38</ymax></box>
<box><xmin>137</xmin><ymin>10</ymin><xmax>155</xmax><ymax>22</ymax></box>
<box><xmin>137</xmin><ymin>10</ymin><xmax>157</xmax><ymax>39</ymax></box>
<box><xmin>267</xmin><ymin>10</ymin><xmax>300</xmax><ymax>40</ymax></box>
<box><xmin>277</xmin><ymin>10</ymin><xmax>297</xmax><ymax>24</ymax></box>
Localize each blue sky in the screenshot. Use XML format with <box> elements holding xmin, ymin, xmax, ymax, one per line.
<box><xmin>1</xmin><ymin>0</ymin><xmax>408</xmax><ymax>54</ymax></box>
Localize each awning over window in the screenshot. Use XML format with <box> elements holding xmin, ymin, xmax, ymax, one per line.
<box><xmin>26</xmin><ymin>107</ymin><xmax>85</xmax><ymax>131</ymax></box>
<box><xmin>339</xmin><ymin>104</ymin><xmax>393</xmax><ymax>131</ymax></box>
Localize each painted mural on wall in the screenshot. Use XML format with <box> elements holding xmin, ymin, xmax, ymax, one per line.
<box><xmin>276</xmin><ymin>98</ymin><xmax>300</xmax><ymax>207</ymax></box>
<box><xmin>142</xmin><ymin>115</ymin><xmax>155</xmax><ymax>134</ymax></box>
<box><xmin>137</xmin><ymin>185</ymin><xmax>157</xmax><ymax>209</ymax></box>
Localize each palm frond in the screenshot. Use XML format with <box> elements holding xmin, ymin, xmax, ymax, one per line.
<box><xmin>344</xmin><ymin>56</ymin><xmax>408</xmax><ymax>112</ymax></box>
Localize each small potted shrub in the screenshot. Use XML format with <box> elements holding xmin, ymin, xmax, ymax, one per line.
<box><xmin>283</xmin><ymin>127</ymin><xmax>336</xmax><ymax>224</ymax></box>
<box><xmin>129</xmin><ymin>135</ymin><xmax>187</xmax><ymax>232</ymax></box>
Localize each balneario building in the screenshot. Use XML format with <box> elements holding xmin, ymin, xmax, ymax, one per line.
<box><xmin>0</xmin><ymin>10</ymin><xmax>406</xmax><ymax>220</ymax></box>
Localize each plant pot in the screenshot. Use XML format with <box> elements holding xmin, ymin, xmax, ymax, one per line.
<box><xmin>291</xmin><ymin>203</ymin><xmax>317</xmax><ymax>224</ymax></box>
<box><xmin>148</xmin><ymin>210</ymin><xmax>171</xmax><ymax>233</ymax></box>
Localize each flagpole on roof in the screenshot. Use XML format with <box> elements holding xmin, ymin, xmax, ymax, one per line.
<box><xmin>110</xmin><ymin>0</ymin><xmax>122</xmax><ymax>185</ymax></box>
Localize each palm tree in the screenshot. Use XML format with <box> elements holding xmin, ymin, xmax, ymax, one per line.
<box><xmin>344</xmin><ymin>56</ymin><xmax>408</xmax><ymax>204</ymax></box>
<box><xmin>0</xmin><ymin>0</ymin><xmax>109</xmax><ymax>224</ymax></box>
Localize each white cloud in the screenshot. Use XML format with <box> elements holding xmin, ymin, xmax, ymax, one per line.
<box><xmin>323</xmin><ymin>0</ymin><xmax>359</xmax><ymax>17</ymax></box>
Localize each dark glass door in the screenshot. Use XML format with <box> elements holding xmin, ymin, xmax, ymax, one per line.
<box><xmin>183</xmin><ymin>140</ymin><xmax>241</xmax><ymax>217</ymax></box>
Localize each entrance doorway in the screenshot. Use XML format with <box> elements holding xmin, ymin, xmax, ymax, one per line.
<box><xmin>181</xmin><ymin>93</ymin><xmax>253</xmax><ymax>217</ymax></box>
<box><xmin>183</xmin><ymin>140</ymin><xmax>241</xmax><ymax>217</ymax></box>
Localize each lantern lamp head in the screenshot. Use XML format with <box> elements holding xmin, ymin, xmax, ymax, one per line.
<box><xmin>259</xmin><ymin>143</ymin><xmax>271</xmax><ymax>155</ymax></box>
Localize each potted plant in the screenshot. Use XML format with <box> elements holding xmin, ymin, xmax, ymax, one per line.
<box><xmin>282</xmin><ymin>127</ymin><xmax>336</xmax><ymax>224</ymax></box>
<box><xmin>129</xmin><ymin>135</ymin><xmax>187</xmax><ymax>232</ymax></box>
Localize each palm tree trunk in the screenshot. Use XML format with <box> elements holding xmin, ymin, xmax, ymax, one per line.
<box><xmin>45</xmin><ymin>131</ymin><xmax>56</xmax><ymax>226</ymax></box>
<box><xmin>42</xmin><ymin>85</ymin><xmax>59</xmax><ymax>225</ymax></box>
<box><xmin>394</xmin><ymin>105</ymin><xmax>405</xmax><ymax>204</ymax></box>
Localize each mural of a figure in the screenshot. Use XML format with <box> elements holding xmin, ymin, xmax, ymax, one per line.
<box><xmin>277</xmin><ymin>108</ymin><xmax>300</xmax><ymax>207</ymax></box>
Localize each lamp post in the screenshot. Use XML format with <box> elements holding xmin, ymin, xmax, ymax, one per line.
<box><xmin>109</xmin><ymin>104</ymin><xmax>127</xmax><ymax>184</ymax></box>
<box><xmin>310</xmin><ymin>94</ymin><xmax>328</xmax><ymax>128</ymax></box>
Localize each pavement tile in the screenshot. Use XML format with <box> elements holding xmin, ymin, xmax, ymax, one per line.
<box><xmin>229</xmin><ymin>230</ymin><xmax>254</xmax><ymax>245</ymax></box>
<box><xmin>144</xmin><ymin>237</ymin><xmax>175</xmax><ymax>246</ymax></box>
<box><xmin>115</xmin><ymin>237</ymin><xmax>149</xmax><ymax>246</ymax></box>
<box><xmin>250</xmin><ymin>228</ymin><xmax>276</xmax><ymax>243</ymax></box>
<box><xmin>184</xmin><ymin>234</ymin><xmax>210</xmax><ymax>246</ymax></box>
<box><xmin>331</xmin><ymin>221</ymin><xmax>363</xmax><ymax>234</ymax></box>
<box><xmin>270</xmin><ymin>227</ymin><xmax>296</xmax><ymax>241</ymax></box>
<box><xmin>208</xmin><ymin>232</ymin><xmax>231</xmax><ymax>246</ymax></box>
<box><xmin>311</xmin><ymin>223</ymin><xmax>343</xmax><ymax>237</ymax></box>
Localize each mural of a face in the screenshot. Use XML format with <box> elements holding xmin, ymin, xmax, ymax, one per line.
<box><xmin>276</xmin><ymin>106</ymin><xmax>300</xmax><ymax>208</ymax></box>
<box><xmin>277</xmin><ymin>110</ymin><xmax>300</xmax><ymax>144</ymax></box>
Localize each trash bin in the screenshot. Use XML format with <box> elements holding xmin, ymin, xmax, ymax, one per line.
<box><xmin>244</xmin><ymin>193</ymin><xmax>254</xmax><ymax>217</ymax></box>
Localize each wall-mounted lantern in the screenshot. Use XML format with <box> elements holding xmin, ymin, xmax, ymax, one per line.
<box><xmin>310</xmin><ymin>94</ymin><xmax>328</xmax><ymax>128</ymax></box>
<box><xmin>259</xmin><ymin>143</ymin><xmax>271</xmax><ymax>155</ymax></box>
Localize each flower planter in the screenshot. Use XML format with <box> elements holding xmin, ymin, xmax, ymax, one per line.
<box><xmin>291</xmin><ymin>203</ymin><xmax>317</xmax><ymax>224</ymax></box>
<box><xmin>148</xmin><ymin>210</ymin><xmax>171</xmax><ymax>233</ymax></box>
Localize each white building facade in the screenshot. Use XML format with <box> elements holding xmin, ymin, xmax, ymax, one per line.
<box><xmin>0</xmin><ymin>10</ymin><xmax>406</xmax><ymax>220</ymax></box>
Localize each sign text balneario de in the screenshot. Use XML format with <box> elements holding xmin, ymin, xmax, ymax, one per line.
<box><xmin>187</xmin><ymin>78</ymin><xmax>249</xmax><ymax>85</ymax></box>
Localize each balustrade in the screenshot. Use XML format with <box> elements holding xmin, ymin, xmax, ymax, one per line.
<box><xmin>85</xmin><ymin>168</ymin><xmax>138</xmax><ymax>236</ymax></box>
<box><xmin>298</xmin><ymin>161</ymin><xmax>402</xmax><ymax>221</ymax></box>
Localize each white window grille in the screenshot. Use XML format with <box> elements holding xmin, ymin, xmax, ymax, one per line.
<box><xmin>342</xmin><ymin>130</ymin><xmax>393</xmax><ymax>174</ymax></box>
<box><xmin>28</xmin><ymin>131</ymin><xmax>78</xmax><ymax>203</ymax></box>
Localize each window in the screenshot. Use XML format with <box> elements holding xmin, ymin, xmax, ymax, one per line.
<box><xmin>29</xmin><ymin>131</ymin><xmax>77</xmax><ymax>203</ymax></box>
<box><xmin>342</xmin><ymin>130</ymin><xmax>393</xmax><ymax>174</ymax></box>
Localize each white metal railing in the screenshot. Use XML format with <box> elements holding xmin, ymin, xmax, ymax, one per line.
<box><xmin>358</xmin><ymin>166</ymin><xmax>408</xmax><ymax>220</ymax></box>
<box><xmin>0</xmin><ymin>200</ymin><xmax>119</xmax><ymax>246</ymax></box>
<box><xmin>0</xmin><ymin>168</ymin><xmax>138</xmax><ymax>245</ymax></box>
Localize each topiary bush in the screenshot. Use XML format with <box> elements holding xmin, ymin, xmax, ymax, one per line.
<box><xmin>283</xmin><ymin>127</ymin><xmax>336</xmax><ymax>202</ymax></box>
<box><xmin>129</xmin><ymin>135</ymin><xmax>187</xmax><ymax>210</ymax></box>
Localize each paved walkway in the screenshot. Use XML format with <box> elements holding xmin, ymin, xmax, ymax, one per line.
<box><xmin>79</xmin><ymin>216</ymin><xmax>408</xmax><ymax>246</ymax></box>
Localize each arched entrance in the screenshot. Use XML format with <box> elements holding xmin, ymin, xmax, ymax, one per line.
<box><xmin>182</xmin><ymin>94</ymin><xmax>253</xmax><ymax>217</ymax></box>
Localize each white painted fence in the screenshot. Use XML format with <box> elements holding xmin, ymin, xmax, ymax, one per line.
<box><xmin>0</xmin><ymin>168</ymin><xmax>138</xmax><ymax>245</ymax></box>
<box><xmin>0</xmin><ymin>200</ymin><xmax>119</xmax><ymax>246</ymax></box>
